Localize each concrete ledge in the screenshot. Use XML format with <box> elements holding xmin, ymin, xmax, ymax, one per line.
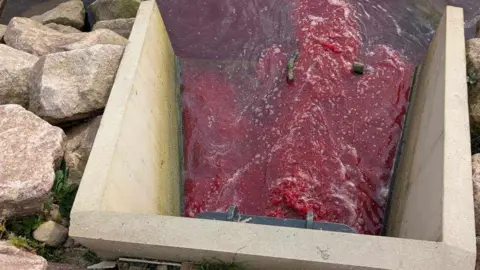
<box><xmin>70</xmin><ymin>3</ymin><xmax>476</xmax><ymax>269</ymax></box>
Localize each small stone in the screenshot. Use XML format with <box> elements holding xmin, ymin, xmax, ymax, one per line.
<box><xmin>92</xmin><ymin>18</ymin><xmax>135</xmax><ymax>39</ymax></box>
<box><xmin>45</xmin><ymin>23</ymin><xmax>81</xmax><ymax>34</ymax></box>
<box><xmin>89</xmin><ymin>0</ymin><xmax>140</xmax><ymax>21</ymax></box>
<box><xmin>0</xmin><ymin>105</ymin><xmax>65</xmax><ymax>218</ymax></box>
<box><xmin>65</xmin><ymin>116</ymin><xmax>102</xmax><ymax>184</ymax></box>
<box><xmin>0</xmin><ymin>241</ymin><xmax>48</xmax><ymax>270</ymax></box>
<box><xmin>0</xmin><ymin>44</ymin><xmax>38</xmax><ymax>107</ymax></box>
<box><xmin>4</xmin><ymin>17</ymin><xmax>127</xmax><ymax>56</ymax></box>
<box><xmin>31</xmin><ymin>0</ymin><xmax>85</xmax><ymax>29</ymax></box>
<box><xmin>33</xmin><ymin>221</ymin><xmax>68</xmax><ymax>247</ymax></box>
<box><xmin>0</xmin><ymin>24</ymin><xmax>6</xmax><ymax>42</ymax></box>
<box><xmin>472</xmin><ymin>154</ymin><xmax>480</xmax><ymax>236</ymax></box>
<box><xmin>29</xmin><ymin>45</ymin><xmax>124</xmax><ymax>124</ymax></box>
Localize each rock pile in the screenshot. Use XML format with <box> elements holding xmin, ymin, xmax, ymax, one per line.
<box><xmin>0</xmin><ymin>0</ymin><xmax>139</xmax><ymax>268</ymax></box>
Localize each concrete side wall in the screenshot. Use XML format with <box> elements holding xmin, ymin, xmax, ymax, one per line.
<box><xmin>387</xmin><ymin>6</ymin><xmax>475</xmax><ymax>256</ymax></box>
<box><xmin>71</xmin><ymin>0</ymin><xmax>181</xmax><ymax>216</ymax></box>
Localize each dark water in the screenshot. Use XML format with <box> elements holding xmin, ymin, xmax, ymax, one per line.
<box><xmin>156</xmin><ymin>0</ymin><xmax>480</xmax><ymax>62</ymax></box>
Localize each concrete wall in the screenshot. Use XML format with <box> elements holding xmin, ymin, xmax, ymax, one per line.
<box><xmin>386</xmin><ymin>6</ymin><xmax>475</xmax><ymax>254</ymax></box>
<box><xmin>70</xmin><ymin>3</ymin><xmax>476</xmax><ymax>269</ymax></box>
<box><xmin>72</xmin><ymin>0</ymin><xmax>181</xmax><ymax>216</ymax></box>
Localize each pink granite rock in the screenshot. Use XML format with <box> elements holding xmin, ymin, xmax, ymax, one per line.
<box><xmin>0</xmin><ymin>241</ymin><xmax>48</xmax><ymax>270</ymax></box>
<box><xmin>0</xmin><ymin>104</ymin><xmax>65</xmax><ymax>217</ymax></box>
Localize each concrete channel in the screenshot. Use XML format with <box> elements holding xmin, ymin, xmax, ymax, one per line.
<box><xmin>69</xmin><ymin>1</ymin><xmax>476</xmax><ymax>269</ymax></box>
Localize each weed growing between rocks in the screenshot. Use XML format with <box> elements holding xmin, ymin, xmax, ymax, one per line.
<box><xmin>0</xmin><ymin>161</ymin><xmax>100</xmax><ymax>266</ymax></box>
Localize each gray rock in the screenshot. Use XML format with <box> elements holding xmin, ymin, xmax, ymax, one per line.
<box><xmin>92</xmin><ymin>18</ymin><xmax>135</xmax><ymax>39</ymax></box>
<box><xmin>467</xmin><ymin>39</ymin><xmax>480</xmax><ymax>135</ymax></box>
<box><xmin>33</xmin><ymin>221</ymin><xmax>68</xmax><ymax>247</ymax></box>
<box><xmin>29</xmin><ymin>45</ymin><xmax>124</xmax><ymax>124</ymax></box>
<box><xmin>0</xmin><ymin>241</ymin><xmax>48</xmax><ymax>270</ymax></box>
<box><xmin>65</xmin><ymin>116</ymin><xmax>102</xmax><ymax>184</ymax></box>
<box><xmin>31</xmin><ymin>0</ymin><xmax>85</xmax><ymax>29</ymax></box>
<box><xmin>45</xmin><ymin>22</ymin><xmax>81</xmax><ymax>34</ymax></box>
<box><xmin>0</xmin><ymin>24</ymin><xmax>6</xmax><ymax>42</ymax></box>
<box><xmin>4</xmin><ymin>17</ymin><xmax>127</xmax><ymax>56</ymax></box>
<box><xmin>473</xmin><ymin>154</ymin><xmax>480</xmax><ymax>236</ymax></box>
<box><xmin>89</xmin><ymin>0</ymin><xmax>140</xmax><ymax>21</ymax></box>
<box><xmin>62</xmin><ymin>29</ymin><xmax>128</xmax><ymax>51</ymax></box>
<box><xmin>0</xmin><ymin>105</ymin><xmax>65</xmax><ymax>218</ymax></box>
<box><xmin>0</xmin><ymin>45</ymin><xmax>38</xmax><ymax>107</ymax></box>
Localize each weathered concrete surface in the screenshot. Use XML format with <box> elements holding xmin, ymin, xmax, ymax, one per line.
<box><xmin>45</xmin><ymin>22</ymin><xmax>81</xmax><ymax>33</ymax></box>
<box><xmin>29</xmin><ymin>44</ymin><xmax>124</xmax><ymax>124</ymax></box>
<box><xmin>4</xmin><ymin>17</ymin><xmax>127</xmax><ymax>56</ymax></box>
<box><xmin>33</xmin><ymin>221</ymin><xmax>69</xmax><ymax>247</ymax></box>
<box><xmin>31</xmin><ymin>0</ymin><xmax>85</xmax><ymax>29</ymax></box>
<box><xmin>89</xmin><ymin>0</ymin><xmax>140</xmax><ymax>21</ymax></box>
<box><xmin>0</xmin><ymin>105</ymin><xmax>65</xmax><ymax>218</ymax></box>
<box><xmin>0</xmin><ymin>44</ymin><xmax>38</xmax><ymax>107</ymax></box>
<box><xmin>92</xmin><ymin>18</ymin><xmax>134</xmax><ymax>38</ymax></box>
<box><xmin>0</xmin><ymin>241</ymin><xmax>48</xmax><ymax>270</ymax></box>
<box><xmin>65</xmin><ymin>116</ymin><xmax>102</xmax><ymax>185</ymax></box>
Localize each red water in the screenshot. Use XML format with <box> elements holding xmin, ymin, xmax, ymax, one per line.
<box><xmin>182</xmin><ymin>0</ymin><xmax>412</xmax><ymax>235</ymax></box>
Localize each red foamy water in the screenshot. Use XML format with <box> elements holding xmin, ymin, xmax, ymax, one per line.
<box><xmin>182</xmin><ymin>0</ymin><xmax>412</xmax><ymax>235</ymax></box>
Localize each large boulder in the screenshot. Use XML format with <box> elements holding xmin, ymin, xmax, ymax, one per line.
<box><xmin>92</xmin><ymin>18</ymin><xmax>135</xmax><ymax>38</ymax></box>
<box><xmin>467</xmin><ymin>39</ymin><xmax>480</xmax><ymax>135</ymax></box>
<box><xmin>29</xmin><ymin>45</ymin><xmax>124</xmax><ymax>124</ymax></box>
<box><xmin>31</xmin><ymin>0</ymin><xmax>85</xmax><ymax>29</ymax></box>
<box><xmin>0</xmin><ymin>45</ymin><xmax>38</xmax><ymax>107</ymax></box>
<box><xmin>65</xmin><ymin>116</ymin><xmax>102</xmax><ymax>184</ymax></box>
<box><xmin>473</xmin><ymin>154</ymin><xmax>480</xmax><ymax>236</ymax></box>
<box><xmin>4</xmin><ymin>17</ymin><xmax>127</xmax><ymax>56</ymax></box>
<box><xmin>45</xmin><ymin>22</ymin><xmax>81</xmax><ymax>34</ymax></box>
<box><xmin>0</xmin><ymin>241</ymin><xmax>48</xmax><ymax>270</ymax></box>
<box><xmin>0</xmin><ymin>105</ymin><xmax>65</xmax><ymax>218</ymax></box>
<box><xmin>89</xmin><ymin>0</ymin><xmax>140</xmax><ymax>21</ymax></box>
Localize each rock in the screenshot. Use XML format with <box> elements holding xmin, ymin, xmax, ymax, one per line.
<box><xmin>31</xmin><ymin>0</ymin><xmax>85</xmax><ymax>29</ymax></box>
<box><xmin>0</xmin><ymin>241</ymin><xmax>48</xmax><ymax>270</ymax></box>
<box><xmin>473</xmin><ymin>154</ymin><xmax>480</xmax><ymax>236</ymax></box>
<box><xmin>65</xmin><ymin>116</ymin><xmax>102</xmax><ymax>184</ymax></box>
<box><xmin>467</xmin><ymin>39</ymin><xmax>480</xmax><ymax>135</ymax></box>
<box><xmin>33</xmin><ymin>221</ymin><xmax>68</xmax><ymax>247</ymax></box>
<box><xmin>45</xmin><ymin>23</ymin><xmax>81</xmax><ymax>34</ymax></box>
<box><xmin>89</xmin><ymin>0</ymin><xmax>140</xmax><ymax>21</ymax></box>
<box><xmin>92</xmin><ymin>18</ymin><xmax>135</xmax><ymax>38</ymax></box>
<box><xmin>0</xmin><ymin>24</ymin><xmax>6</xmax><ymax>41</ymax></box>
<box><xmin>0</xmin><ymin>45</ymin><xmax>38</xmax><ymax>107</ymax></box>
<box><xmin>29</xmin><ymin>45</ymin><xmax>124</xmax><ymax>124</ymax></box>
<box><xmin>63</xmin><ymin>29</ymin><xmax>128</xmax><ymax>51</ymax></box>
<box><xmin>0</xmin><ymin>105</ymin><xmax>65</xmax><ymax>218</ymax></box>
<box><xmin>4</xmin><ymin>17</ymin><xmax>127</xmax><ymax>56</ymax></box>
